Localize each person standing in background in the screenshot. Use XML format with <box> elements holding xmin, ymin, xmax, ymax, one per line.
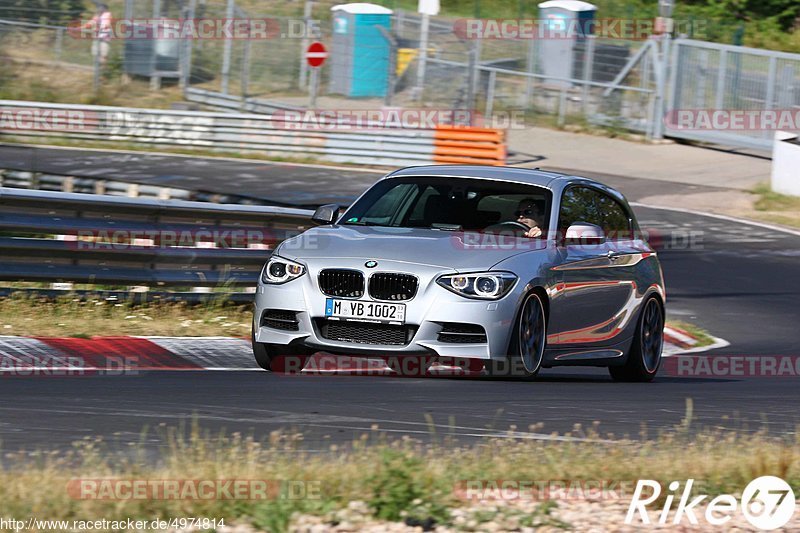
<box><xmin>85</xmin><ymin>3</ymin><xmax>112</xmax><ymax>68</ymax></box>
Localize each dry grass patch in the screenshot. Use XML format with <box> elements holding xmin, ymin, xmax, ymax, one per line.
<box><xmin>0</xmin><ymin>420</ymin><xmax>798</xmax><ymax>532</ymax></box>
<box><xmin>0</xmin><ymin>295</ymin><xmax>252</xmax><ymax>337</ymax></box>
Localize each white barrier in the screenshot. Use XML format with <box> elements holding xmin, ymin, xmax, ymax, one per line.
<box><xmin>0</xmin><ymin>100</ymin><xmax>506</xmax><ymax>167</ymax></box>
<box><xmin>771</xmin><ymin>131</ymin><xmax>800</xmax><ymax>197</ymax></box>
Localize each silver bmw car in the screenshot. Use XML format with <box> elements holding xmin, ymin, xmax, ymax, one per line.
<box><xmin>252</xmin><ymin>165</ymin><xmax>666</xmax><ymax>381</ymax></box>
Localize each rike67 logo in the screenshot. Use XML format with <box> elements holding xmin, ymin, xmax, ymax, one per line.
<box><xmin>626</xmin><ymin>477</ymin><xmax>796</xmax><ymax>530</ymax></box>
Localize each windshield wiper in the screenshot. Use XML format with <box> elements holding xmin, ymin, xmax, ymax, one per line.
<box><xmin>342</xmin><ymin>220</ymin><xmax>386</xmax><ymax>226</ymax></box>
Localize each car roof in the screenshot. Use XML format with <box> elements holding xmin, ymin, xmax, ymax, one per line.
<box><xmin>384</xmin><ymin>165</ymin><xmax>626</xmax><ymax>203</ymax></box>
<box><xmin>387</xmin><ymin>165</ymin><xmax>590</xmax><ymax>187</ymax></box>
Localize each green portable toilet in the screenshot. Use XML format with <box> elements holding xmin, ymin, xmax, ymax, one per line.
<box><xmin>329</xmin><ymin>3</ymin><xmax>393</xmax><ymax>98</ymax></box>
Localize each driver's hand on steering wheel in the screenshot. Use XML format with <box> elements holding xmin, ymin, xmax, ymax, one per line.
<box><xmin>524</xmin><ymin>226</ymin><xmax>542</xmax><ymax>238</ymax></box>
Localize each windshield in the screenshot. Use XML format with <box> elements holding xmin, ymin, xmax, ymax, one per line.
<box><xmin>340</xmin><ymin>176</ymin><xmax>552</xmax><ymax>234</ymax></box>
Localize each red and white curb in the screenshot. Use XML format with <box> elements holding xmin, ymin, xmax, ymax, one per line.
<box><xmin>0</xmin><ymin>327</ymin><xmax>724</xmax><ymax>374</ymax></box>
<box><xmin>0</xmin><ymin>336</ymin><xmax>255</xmax><ymax>372</ymax></box>
<box><xmin>662</xmin><ymin>325</ymin><xmax>730</xmax><ymax>356</ymax></box>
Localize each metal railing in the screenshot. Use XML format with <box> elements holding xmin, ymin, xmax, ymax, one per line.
<box><xmin>666</xmin><ymin>39</ymin><xmax>800</xmax><ymax>151</ymax></box>
<box><xmin>0</xmin><ymin>187</ymin><xmax>313</xmax><ymax>287</ymax></box>
<box><xmin>0</xmin><ymin>100</ymin><xmax>507</xmax><ymax>166</ymax></box>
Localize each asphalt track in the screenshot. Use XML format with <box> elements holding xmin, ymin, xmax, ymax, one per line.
<box><xmin>1</xmin><ymin>146</ymin><xmax>799</xmax><ymax>451</ymax></box>
<box><xmin>0</xmin><ymin>144</ymin><xmax>378</xmax><ymax>206</ymax></box>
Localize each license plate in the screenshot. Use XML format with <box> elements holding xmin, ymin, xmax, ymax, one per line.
<box><xmin>325</xmin><ymin>298</ymin><xmax>406</xmax><ymax>324</ymax></box>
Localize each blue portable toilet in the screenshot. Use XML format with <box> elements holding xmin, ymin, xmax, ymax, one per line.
<box><xmin>329</xmin><ymin>3</ymin><xmax>393</xmax><ymax>98</ymax></box>
<box><xmin>537</xmin><ymin>0</ymin><xmax>597</xmax><ymax>87</ymax></box>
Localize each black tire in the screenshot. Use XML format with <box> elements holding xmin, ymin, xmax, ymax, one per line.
<box><xmin>609</xmin><ymin>296</ymin><xmax>664</xmax><ymax>382</ymax></box>
<box><xmin>251</xmin><ymin>324</ymin><xmax>310</xmax><ymax>373</ymax></box>
<box><xmin>485</xmin><ymin>291</ymin><xmax>547</xmax><ymax>380</ymax></box>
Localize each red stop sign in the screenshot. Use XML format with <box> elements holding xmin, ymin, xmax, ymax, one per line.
<box><xmin>305</xmin><ymin>42</ymin><xmax>328</xmax><ymax>68</ymax></box>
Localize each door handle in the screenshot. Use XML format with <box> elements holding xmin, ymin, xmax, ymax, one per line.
<box><xmin>607</xmin><ymin>251</ymin><xmax>623</xmax><ymax>261</ymax></box>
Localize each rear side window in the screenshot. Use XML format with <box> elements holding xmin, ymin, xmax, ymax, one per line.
<box><xmin>558</xmin><ymin>186</ymin><xmax>631</xmax><ymax>239</ymax></box>
<box><xmin>594</xmin><ymin>192</ymin><xmax>632</xmax><ymax>239</ymax></box>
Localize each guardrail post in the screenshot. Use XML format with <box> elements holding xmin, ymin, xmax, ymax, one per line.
<box><xmin>377</xmin><ymin>25</ymin><xmax>397</xmax><ymax>107</ymax></box>
<box><xmin>524</xmin><ymin>38</ymin><xmax>535</xmax><ymax>108</ymax></box>
<box><xmin>465</xmin><ymin>43</ymin><xmax>478</xmax><ymax>123</ymax></box>
<box><xmin>470</xmin><ymin>39</ymin><xmax>482</xmax><ymax>109</ymax></box>
<box><xmin>298</xmin><ymin>0</ymin><xmax>315</xmax><ymax>89</ymax></box>
<box><xmin>714</xmin><ymin>49</ymin><xmax>727</xmax><ymax>112</ymax></box>
<box><xmin>220</xmin><ymin>0</ymin><xmax>235</xmax><ymax>94</ymax></box>
<box><xmin>581</xmin><ymin>36</ymin><xmax>595</xmax><ymax>116</ymax></box>
<box><xmin>54</xmin><ymin>27</ymin><xmax>63</xmax><ymax>61</ymax></box>
<box><xmin>150</xmin><ymin>0</ymin><xmax>162</xmax><ymax>91</ymax></box>
<box><xmin>763</xmin><ymin>56</ymin><xmax>777</xmax><ymax>140</ymax></box>
<box><xmin>411</xmin><ymin>12</ymin><xmax>430</xmax><ymax>101</ymax></box>
<box><xmin>241</xmin><ymin>22</ymin><xmax>252</xmax><ymax>107</ymax></box>
<box><xmin>485</xmin><ymin>70</ymin><xmax>496</xmax><ymax>119</ymax></box>
<box><xmin>180</xmin><ymin>0</ymin><xmax>197</xmax><ymax>92</ymax></box>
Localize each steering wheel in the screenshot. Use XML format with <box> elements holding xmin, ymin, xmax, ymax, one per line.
<box><xmin>483</xmin><ymin>221</ymin><xmax>531</xmax><ymax>235</ymax></box>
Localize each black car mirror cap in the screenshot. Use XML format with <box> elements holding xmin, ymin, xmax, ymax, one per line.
<box><xmin>311</xmin><ymin>204</ymin><xmax>340</xmax><ymax>225</ymax></box>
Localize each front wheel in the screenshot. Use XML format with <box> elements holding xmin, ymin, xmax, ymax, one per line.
<box><xmin>485</xmin><ymin>292</ymin><xmax>547</xmax><ymax>380</ymax></box>
<box><xmin>609</xmin><ymin>296</ymin><xmax>663</xmax><ymax>382</ymax></box>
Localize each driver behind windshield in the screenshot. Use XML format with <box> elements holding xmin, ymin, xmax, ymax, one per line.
<box><xmin>515</xmin><ymin>198</ymin><xmax>544</xmax><ymax>238</ymax></box>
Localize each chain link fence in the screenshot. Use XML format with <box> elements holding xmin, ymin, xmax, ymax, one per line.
<box><xmin>1</xmin><ymin>0</ymin><xmax>799</xmax><ymax>151</ymax></box>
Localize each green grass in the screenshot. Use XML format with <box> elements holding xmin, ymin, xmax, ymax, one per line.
<box><xmin>668</xmin><ymin>320</ymin><xmax>716</xmax><ymax>348</ymax></box>
<box><xmin>749</xmin><ymin>183</ymin><xmax>800</xmax><ymax>229</ymax></box>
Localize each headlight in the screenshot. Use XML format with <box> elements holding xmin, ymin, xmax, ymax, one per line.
<box><xmin>437</xmin><ymin>272</ymin><xmax>517</xmax><ymax>300</ymax></box>
<box><xmin>261</xmin><ymin>256</ymin><xmax>305</xmax><ymax>284</ymax></box>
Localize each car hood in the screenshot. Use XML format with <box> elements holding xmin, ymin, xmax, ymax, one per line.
<box><xmin>278</xmin><ymin>225</ymin><xmax>547</xmax><ymax>270</ymax></box>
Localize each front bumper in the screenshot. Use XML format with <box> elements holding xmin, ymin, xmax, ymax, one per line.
<box><xmin>253</xmin><ymin>259</ymin><xmax>521</xmax><ymax>360</ymax></box>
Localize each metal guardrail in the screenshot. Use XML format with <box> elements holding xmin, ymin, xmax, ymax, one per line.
<box><xmin>0</xmin><ymin>187</ymin><xmax>314</xmax><ymax>287</ymax></box>
<box><xmin>0</xmin><ymin>100</ymin><xmax>507</xmax><ymax>167</ymax></box>
<box><xmin>0</xmin><ymin>168</ymin><xmax>194</xmax><ymax>201</ymax></box>
<box><xmin>185</xmin><ymin>88</ymin><xmax>305</xmax><ymax>115</ymax></box>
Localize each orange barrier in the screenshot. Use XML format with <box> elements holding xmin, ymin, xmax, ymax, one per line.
<box><xmin>433</xmin><ymin>125</ymin><xmax>506</xmax><ymax>165</ymax></box>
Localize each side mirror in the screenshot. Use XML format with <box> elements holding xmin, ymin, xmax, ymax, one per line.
<box><xmin>311</xmin><ymin>203</ymin><xmax>339</xmax><ymax>225</ymax></box>
<box><xmin>565</xmin><ymin>222</ymin><xmax>606</xmax><ymax>245</ymax></box>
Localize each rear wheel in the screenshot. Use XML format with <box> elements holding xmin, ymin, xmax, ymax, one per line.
<box><xmin>609</xmin><ymin>296</ymin><xmax>663</xmax><ymax>382</ymax></box>
<box><xmin>251</xmin><ymin>324</ymin><xmax>310</xmax><ymax>373</ymax></box>
<box><xmin>485</xmin><ymin>292</ymin><xmax>547</xmax><ymax>380</ymax></box>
